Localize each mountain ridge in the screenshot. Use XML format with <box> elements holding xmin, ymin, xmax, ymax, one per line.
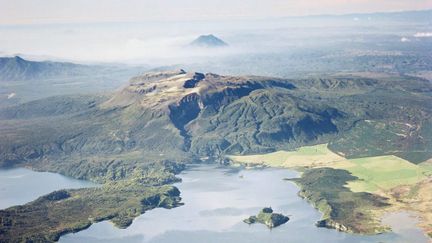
<box><xmin>1</xmin><ymin>70</ymin><xmax>430</xmax><ymax>174</ymax></box>
<box><xmin>0</xmin><ymin>56</ymin><xmax>149</xmax><ymax>105</ymax></box>
<box><xmin>0</xmin><ymin>56</ymin><xmax>92</xmax><ymax>81</ymax></box>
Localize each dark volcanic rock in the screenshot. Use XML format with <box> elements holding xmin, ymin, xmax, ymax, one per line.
<box><xmin>183</xmin><ymin>72</ymin><xmax>205</xmax><ymax>88</ymax></box>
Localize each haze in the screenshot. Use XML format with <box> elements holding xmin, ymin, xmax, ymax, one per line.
<box><xmin>1</xmin><ymin>0</ymin><xmax>432</xmax><ymax>24</ymax></box>
<box><xmin>0</xmin><ymin>0</ymin><xmax>431</xmax><ymax>64</ymax></box>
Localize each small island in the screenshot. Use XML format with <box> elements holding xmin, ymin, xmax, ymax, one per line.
<box><xmin>244</xmin><ymin>207</ymin><xmax>289</xmax><ymax>228</ymax></box>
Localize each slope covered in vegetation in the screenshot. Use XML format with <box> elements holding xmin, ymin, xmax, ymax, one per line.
<box><xmin>0</xmin><ymin>70</ymin><xmax>430</xmax><ymax>240</ymax></box>
<box><xmin>230</xmin><ymin>144</ymin><xmax>432</xmax><ymax>236</ymax></box>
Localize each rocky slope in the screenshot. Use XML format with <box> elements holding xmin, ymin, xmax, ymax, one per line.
<box><xmin>0</xmin><ymin>70</ymin><xmax>333</xmax><ymax>170</ymax></box>
<box><xmin>1</xmin><ymin>70</ymin><xmax>431</xmax><ymax>174</ymax></box>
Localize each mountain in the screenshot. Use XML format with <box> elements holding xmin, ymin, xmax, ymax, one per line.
<box><xmin>1</xmin><ymin>70</ymin><xmax>431</xmax><ymax>173</ymax></box>
<box><xmin>0</xmin><ymin>56</ymin><xmax>147</xmax><ymax>104</ymax></box>
<box><xmin>0</xmin><ymin>56</ymin><xmax>95</xmax><ymax>81</ymax></box>
<box><xmin>0</xmin><ymin>70</ymin><xmax>431</xmax><ymax>241</ymax></box>
<box><xmin>189</xmin><ymin>34</ymin><xmax>228</xmax><ymax>47</ymax></box>
<box><xmin>0</xmin><ymin>56</ymin><xmax>149</xmax><ymax>82</ymax></box>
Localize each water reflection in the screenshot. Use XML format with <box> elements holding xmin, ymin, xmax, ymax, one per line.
<box><xmin>0</xmin><ymin>167</ymin><xmax>96</xmax><ymax>209</ymax></box>
<box><xmin>62</xmin><ymin>165</ymin><xmax>419</xmax><ymax>243</ymax></box>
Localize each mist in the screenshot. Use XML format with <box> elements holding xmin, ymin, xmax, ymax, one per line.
<box><xmin>0</xmin><ymin>10</ymin><xmax>431</xmax><ymax>77</ymax></box>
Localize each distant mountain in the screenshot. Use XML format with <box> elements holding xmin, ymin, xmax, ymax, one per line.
<box><xmin>0</xmin><ymin>56</ymin><xmax>149</xmax><ymax>82</ymax></box>
<box><xmin>189</xmin><ymin>34</ymin><xmax>228</xmax><ymax>48</ymax></box>
<box><xmin>0</xmin><ymin>56</ymin><xmax>148</xmax><ymax>104</ymax></box>
<box><xmin>0</xmin><ymin>56</ymin><xmax>95</xmax><ymax>81</ymax></box>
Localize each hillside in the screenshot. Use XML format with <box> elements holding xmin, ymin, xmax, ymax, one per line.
<box><xmin>0</xmin><ymin>56</ymin><xmax>146</xmax><ymax>105</ymax></box>
<box><xmin>0</xmin><ymin>70</ymin><xmax>431</xmax><ymax>173</ymax></box>
<box><xmin>0</xmin><ymin>70</ymin><xmax>431</xmax><ymax>241</ymax></box>
<box><xmin>0</xmin><ymin>56</ymin><xmax>97</xmax><ymax>81</ymax></box>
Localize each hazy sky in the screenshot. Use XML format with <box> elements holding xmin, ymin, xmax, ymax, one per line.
<box><xmin>0</xmin><ymin>0</ymin><xmax>431</xmax><ymax>63</ymax></box>
<box><xmin>1</xmin><ymin>0</ymin><xmax>432</xmax><ymax>25</ymax></box>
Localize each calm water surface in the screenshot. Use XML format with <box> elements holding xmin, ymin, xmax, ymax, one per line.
<box><xmin>59</xmin><ymin>165</ymin><xmax>428</xmax><ymax>243</ymax></box>
<box><xmin>0</xmin><ymin>167</ymin><xmax>95</xmax><ymax>209</ymax></box>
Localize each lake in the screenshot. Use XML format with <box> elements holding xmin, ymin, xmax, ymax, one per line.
<box><xmin>60</xmin><ymin>165</ymin><xmax>428</xmax><ymax>243</ymax></box>
<box><xmin>0</xmin><ymin>167</ymin><xmax>96</xmax><ymax>209</ymax></box>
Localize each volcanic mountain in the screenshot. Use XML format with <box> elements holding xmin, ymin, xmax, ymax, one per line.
<box><xmin>0</xmin><ymin>70</ymin><xmax>431</xmax><ymax>176</ymax></box>
<box><xmin>0</xmin><ymin>69</ymin><xmax>431</xmax><ymax>241</ymax></box>
<box><xmin>189</xmin><ymin>34</ymin><xmax>228</xmax><ymax>47</ymax></box>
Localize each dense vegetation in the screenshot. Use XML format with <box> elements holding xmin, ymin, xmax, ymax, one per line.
<box><xmin>1</xmin><ymin>9</ymin><xmax>431</xmax><ymax>241</ymax></box>
<box><xmin>231</xmin><ymin>143</ymin><xmax>432</xmax><ymax>236</ymax></box>
<box><xmin>290</xmin><ymin>168</ymin><xmax>390</xmax><ymax>234</ymax></box>
<box><xmin>1</xmin><ymin>71</ymin><xmax>430</xmax><ymax>168</ymax></box>
<box><xmin>243</xmin><ymin>207</ymin><xmax>289</xmax><ymax>228</ymax></box>
<box><xmin>0</xmin><ymin>162</ymin><xmax>183</xmax><ymax>242</ymax></box>
<box><xmin>0</xmin><ymin>69</ymin><xmax>430</xmax><ymax>240</ymax></box>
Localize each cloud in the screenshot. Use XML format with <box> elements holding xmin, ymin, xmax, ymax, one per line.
<box><xmin>48</xmin><ymin>34</ymin><xmax>246</xmax><ymax>64</ymax></box>
<box><xmin>7</xmin><ymin>92</ymin><xmax>16</xmax><ymax>99</ymax></box>
<box><xmin>400</xmin><ymin>37</ymin><xmax>410</xmax><ymax>42</ymax></box>
<box><xmin>414</xmin><ymin>32</ymin><xmax>432</xmax><ymax>37</ymax></box>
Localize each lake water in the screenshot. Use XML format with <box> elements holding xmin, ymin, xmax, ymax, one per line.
<box><xmin>382</xmin><ymin>211</ymin><xmax>430</xmax><ymax>243</ymax></box>
<box><xmin>0</xmin><ymin>167</ymin><xmax>96</xmax><ymax>209</ymax></box>
<box><xmin>58</xmin><ymin>165</ymin><xmax>429</xmax><ymax>243</ymax></box>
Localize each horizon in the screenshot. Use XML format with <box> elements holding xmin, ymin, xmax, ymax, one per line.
<box><xmin>0</xmin><ymin>5</ymin><xmax>431</xmax><ymax>64</ymax></box>
<box><xmin>1</xmin><ymin>0</ymin><xmax>432</xmax><ymax>25</ymax></box>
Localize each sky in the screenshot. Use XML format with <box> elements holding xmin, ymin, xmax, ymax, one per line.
<box><xmin>1</xmin><ymin>0</ymin><xmax>432</xmax><ymax>25</ymax></box>
<box><xmin>0</xmin><ymin>0</ymin><xmax>431</xmax><ymax>63</ymax></box>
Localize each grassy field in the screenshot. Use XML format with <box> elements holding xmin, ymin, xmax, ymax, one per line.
<box><xmin>229</xmin><ymin>144</ymin><xmax>432</xmax><ymax>193</ymax></box>
<box><xmin>333</xmin><ymin>155</ymin><xmax>431</xmax><ymax>192</ymax></box>
<box><xmin>229</xmin><ymin>144</ymin><xmax>432</xmax><ymax>236</ymax></box>
<box><xmin>419</xmin><ymin>159</ymin><xmax>432</xmax><ymax>171</ymax></box>
<box><xmin>229</xmin><ymin>144</ymin><xmax>346</xmax><ymax>168</ymax></box>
